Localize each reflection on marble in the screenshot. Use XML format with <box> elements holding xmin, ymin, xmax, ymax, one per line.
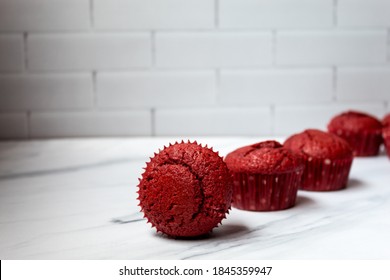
<box><xmin>0</xmin><ymin>137</ymin><xmax>389</xmax><ymax>259</ymax></box>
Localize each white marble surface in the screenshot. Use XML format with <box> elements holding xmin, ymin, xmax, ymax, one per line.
<box><xmin>0</xmin><ymin>137</ymin><xmax>390</xmax><ymax>260</ymax></box>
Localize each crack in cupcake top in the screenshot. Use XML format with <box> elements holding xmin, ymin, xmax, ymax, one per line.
<box><xmin>328</xmin><ymin>111</ymin><xmax>382</xmax><ymax>133</ymax></box>
<box><xmin>284</xmin><ymin>129</ymin><xmax>353</xmax><ymax>159</ymax></box>
<box><xmin>224</xmin><ymin>140</ymin><xmax>304</xmax><ymax>174</ymax></box>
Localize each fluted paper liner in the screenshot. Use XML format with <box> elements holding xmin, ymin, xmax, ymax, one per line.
<box><xmin>231</xmin><ymin>169</ymin><xmax>303</xmax><ymax>211</ymax></box>
<box><xmin>300</xmin><ymin>156</ymin><xmax>353</xmax><ymax>191</ymax></box>
<box><xmin>329</xmin><ymin>128</ymin><xmax>382</xmax><ymax>157</ymax></box>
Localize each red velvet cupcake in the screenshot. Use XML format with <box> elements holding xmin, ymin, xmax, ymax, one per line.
<box><xmin>383</xmin><ymin>114</ymin><xmax>390</xmax><ymax>127</ymax></box>
<box><xmin>224</xmin><ymin>141</ymin><xmax>304</xmax><ymax>211</ymax></box>
<box><xmin>383</xmin><ymin>114</ymin><xmax>390</xmax><ymax>158</ymax></box>
<box><xmin>327</xmin><ymin>111</ymin><xmax>383</xmax><ymax>157</ymax></box>
<box><xmin>138</xmin><ymin>141</ymin><xmax>233</xmax><ymax>238</ymax></box>
<box><xmin>284</xmin><ymin>129</ymin><xmax>353</xmax><ymax>191</ymax></box>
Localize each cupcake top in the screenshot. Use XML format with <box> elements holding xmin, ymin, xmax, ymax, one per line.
<box><xmin>138</xmin><ymin>141</ymin><xmax>232</xmax><ymax>237</ymax></box>
<box><xmin>224</xmin><ymin>140</ymin><xmax>304</xmax><ymax>174</ymax></box>
<box><xmin>328</xmin><ymin>110</ymin><xmax>382</xmax><ymax>133</ymax></box>
<box><xmin>383</xmin><ymin>114</ymin><xmax>390</xmax><ymax>128</ymax></box>
<box><xmin>383</xmin><ymin>114</ymin><xmax>390</xmax><ymax>138</ymax></box>
<box><xmin>284</xmin><ymin>129</ymin><xmax>353</xmax><ymax>159</ymax></box>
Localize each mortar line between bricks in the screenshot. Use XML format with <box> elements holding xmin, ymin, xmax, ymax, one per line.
<box><xmin>19</xmin><ymin>65</ymin><xmax>358</xmax><ymax>74</ymax></box>
<box><xmin>17</xmin><ymin>27</ymin><xmax>385</xmax><ymax>36</ymax></box>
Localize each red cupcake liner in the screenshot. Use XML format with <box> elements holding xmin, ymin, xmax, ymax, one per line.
<box><xmin>328</xmin><ymin>128</ymin><xmax>382</xmax><ymax>157</ymax></box>
<box><xmin>231</xmin><ymin>170</ymin><xmax>303</xmax><ymax>211</ymax></box>
<box><xmin>300</xmin><ymin>156</ymin><xmax>353</xmax><ymax>191</ymax></box>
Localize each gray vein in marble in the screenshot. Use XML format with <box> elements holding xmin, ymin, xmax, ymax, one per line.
<box><xmin>111</xmin><ymin>212</ymin><xmax>144</xmax><ymax>224</ymax></box>
<box><xmin>0</xmin><ymin>157</ymin><xmax>141</xmax><ymax>180</ymax></box>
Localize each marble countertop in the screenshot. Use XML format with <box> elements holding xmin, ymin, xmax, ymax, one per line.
<box><xmin>1</xmin><ymin>137</ymin><xmax>389</xmax><ymax>260</ymax></box>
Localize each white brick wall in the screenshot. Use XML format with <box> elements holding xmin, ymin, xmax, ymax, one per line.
<box><xmin>155</xmin><ymin>107</ymin><xmax>272</xmax><ymax>136</ymax></box>
<box><xmin>219</xmin><ymin>69</ymin><xmax>333</xmax><ymax>105</ymax></box>
<box><xmin>97</xmin><ymin>71</ymin><xmax>215</xmax><ymax>108</ymax></box>
<box><xmin>0</xmin><ymin>74</ymin><xmax>93</xmax><ymax>110</ymax></box>
<box><xmin>0</xmin><ymin>0</ymin><xmax>90</xmax><ymax>31</ymax></box>
<box><xmin>0</xmin><ymin>113</ymin><xmax>28</xmax><ymax>139</ymax></box>
<box><xmin>28</xmin><ymin>33</ymin><xmax>152</xmax><ymax>71</ymax></box>
<box><xmin>338</xmin><ymin>0</ymin><xmax>390</xmax><ymax>27</ymax></box>
<box><xmin>275</xmin><ymin>103</ymin><xmax>387</xmax><ymax>136</ymax></box>
<box><xmin>30</xmin><ymin>111</ymin><xmax>151</xmax><ymax>138</ymax></box>
<box><xmin>94</xmin><ymin>0</ymin><xmax>214</xmax><ymax>30</ymax></box>
<box><xmin>337</xmin><ymin>67</ymin><xmax>390</xmax><ymax>102</ymax></box>
<box><xmin>156</xmin><ymin>32</ymin><xmax>273</xmax><ymax>68</ymax></box>
<box><xmin>276</xmin><ymin>30</ymin><xmax>387</xmax><ymax>66</ymax></box>
<box><xmin>220</xmin><ymin>0</ymin><xmax>333</xmax><ymax>28</ymax></box>
<box><xmin>0</xmin><ymin>0</ymin><xmax>389</xmax><ymax>139</ymax></box>
<box><xmin>0</xmin><ymin>35</ymin><xmax>24</xmax><ymax>72</ymax></box>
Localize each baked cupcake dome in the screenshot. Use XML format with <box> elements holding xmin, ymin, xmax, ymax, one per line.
<box><xmin>138</xmin><ymin>141</ymin><xmax>233</xmax><ymax>238</ymax></box>
<box><xmin>327</xmin><ymin>111</ymin><xmax>383</xmax><ymax>157</ymax></box>
<box><xmin>224</xmin><ymin>140</ymin><xmax>304</xmax><ymax>211</ymax></box>
<box><xmin>383</xmin><ymin>114</ymin><xmax>390</xmax><ymax>127</ymax></box>
<box><xmin>383</xmin><ymin>114</ymin><xmax>390</xmax><ymax>158</ymax></box>
<box><xmin>284</xmin><ymin>129</ymin><xmax>353</xmax><ymax>191</ymax></box>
